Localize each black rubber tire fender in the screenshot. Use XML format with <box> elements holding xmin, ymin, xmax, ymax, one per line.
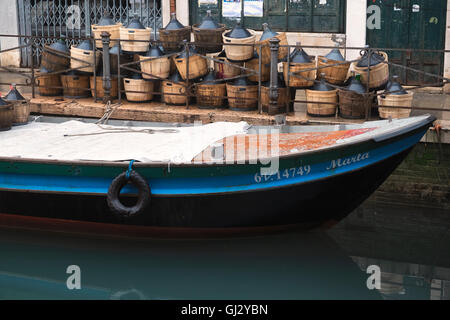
<box><xmin>107</xmin><ymin>170</ymin><xmax>151</xmax><ymax>218</ymax></box>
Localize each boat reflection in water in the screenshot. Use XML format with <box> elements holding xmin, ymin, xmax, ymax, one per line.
<box><xmin>1</xmin><ymin>201</ymin><xmax>449</xmax><ymax>300</ymax></box>
<box><xmin>0</xmin><ymin>228</ymin><xmax>380</xmax><ymax>300</ymax></box>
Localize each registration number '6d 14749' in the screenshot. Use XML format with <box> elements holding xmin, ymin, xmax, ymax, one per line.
<box><xmin>254</xmin><ymin>166</ymin><xmax>311</xmax><ymax>183</ymax></box>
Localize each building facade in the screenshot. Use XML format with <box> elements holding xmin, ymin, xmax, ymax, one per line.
<box><xmin>1</xmin><ymin>0</ymin><xmax>449</xmax><ymax>88</ymax></box>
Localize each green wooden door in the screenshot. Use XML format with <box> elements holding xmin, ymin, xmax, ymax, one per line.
<box><xmin>367</xmin><ymin>0</ymin><xmax>447</xmax><ymax>85</ymax></box>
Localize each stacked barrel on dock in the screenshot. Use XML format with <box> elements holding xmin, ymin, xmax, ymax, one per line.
<box><xmin>29</xmin><ymin>9</ymin><xmax>416</xmax><ymax>119</ymax></box>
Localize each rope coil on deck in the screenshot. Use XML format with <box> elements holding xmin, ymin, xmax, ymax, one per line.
<box><xmin>63</xmin><ymin>101</ymin><xmax>180</xmax><ymax>137</ymax></box>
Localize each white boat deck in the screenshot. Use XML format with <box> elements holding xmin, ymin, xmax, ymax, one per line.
<box><xmin>0</xmin><ymin>115</ymin><xmax>433</xmax><ymax>163</ymax></box>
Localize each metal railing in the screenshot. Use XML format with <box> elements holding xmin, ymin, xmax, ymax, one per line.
<box><xmin>17</xmin><ymin>0</ymin><xmax>162</xmax><ymax>67</ymax></box>
<box><xmin>0</xmin><ymin>32</ymin><xmax>449</xmax><ymax>121</ymax></box>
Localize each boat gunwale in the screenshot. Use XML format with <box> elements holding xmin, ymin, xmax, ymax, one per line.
<box><xmin>0</xmin><ymin>114</ymin><xmax>435</xmax><ymax>168</ymax></box>
<box><xmin>0</xmin><ymin>145</ymin><xmax>416</xmax><ymax>197</ymax></box>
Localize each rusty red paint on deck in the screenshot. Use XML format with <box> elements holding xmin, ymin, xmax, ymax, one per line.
<box><xmin>195</xmin><ymin>128</ymin><xmax>376</xmax><ymax>162</ymax></box>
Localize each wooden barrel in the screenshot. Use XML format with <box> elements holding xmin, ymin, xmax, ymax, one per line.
<box><xmin>36</xmin><ymin>73</ymin><xmax>63</xmax><ymax>96</ymax></box>
<box><xmin>306</xmin><ymin>89</ymin><xmax>338</xmax><ymax>117</ymax></box>
<box><xmin>257</xmin><ymin>32</ymin><xmax>288</xmax><ymax>65</ymax></box>
<box><xmin>338</xmin><ymin>90</ymin><xmax>368</xmax><ymax>119</ymax></box>
<box><xmin>41</xmin><ymin>45</ymin><xmax>70</xmax><ymax>72</ymax></box>
<box><xmin>0</xmin><ymin>104</ymin><xmax>14</xmax><ymax>131</ymax></box>
<box><xmin>70</xmin><ymin>46</ymin><xmax>101</xmax><ymax>74</ymax></box>
<box><xmin>174</xmin><ymin>54</ymin><xmax>208</xmax><ymax>80</ymax></box>
<box><xmin>196</xmin><ymin>83</ymin><xmax>226</xmax><ymax>109</ymax></box>
<box><xmin>283</xmin><ymin>61</ymin><xmax>316</xmax><ymax>88</ymax></box>
<box><xmin>120</xmin><ymin>27</ymin><xmax>152</xmax><ymax>53</ymax></box>
<box><xmin>261</xmin><ymin>86</ymin><xmax>289</xmax><ymax>114</ymax></box>
<box><xmin>378</xmin><ymin>92</ymin><xmax>414</xmax><ymax>119</ymax></box>
<box><xmin>222</xmin><ymin>30</ymin><xmax>256</xmax><ymax>62</ymax></box>
<box><xmin>226</xmin><ymin>84</ymin><xmax>258</xmax><ymax>111</ymax></box>
<box><xmin>317</xmin><ymin>56</ymin><xmax>350</xmax><ymax>85</ymax></box>
<box><xmin>92</xmin><ymin>23</ymin><xmax>122</xmax><ymax>48</ymax></box>
<box><xmin>139</xmin><ymin>55</ymin><xmax>171</xmax><ymax>80</ymax></box>
<box><xmin>90</xmin><ymin>76</ymin><xmax>119</xmax><ymax>99</ymax></box>
<box><xmin>124</xmin><ymin>78</ymin><xmax>154</xmax><ymax>102</ymax></box>
<box><xmin>214</xmin><ymin>53</ymin><xmax>243</xmax><ymax>79</ymax></box>
<box><xmin>162</xmin><ymin>80</ymin><xmax>187</xmax><ymax>105</ymax></box>
<box><xmin>245</xmin><ymin>58</ymin><xmax>270</xmax><ymax>82</ymax></box>
<box><xmin>192</xmin><ymin>24</ymin><xmax>226</xmax><ymax>54</ymax></box>
<box><xmin>353</xmin><ymin>51</ymin><xmax>389</xmax><ymax>89</ymax></box>
<box><xmin>11</xmin><ymin>101</ymin><xmax>30</xmax><ymax>125</ymax></box>
<box><xmin>159</xmin><ymin>27</ymin><xmax>191</xmax><ymax>52</ymax></box>
<box><xmin>61</xmin><ymin>74</ymin><xmax>91</xmax><ymax>98</ymax></box>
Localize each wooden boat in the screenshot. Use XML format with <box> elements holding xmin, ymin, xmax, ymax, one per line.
<box><xmin>0</xmin><ymin>114</ymin><xmax>435</xmax><ymax>236</ymax></box>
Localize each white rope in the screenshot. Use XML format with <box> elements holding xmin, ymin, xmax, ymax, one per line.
<box><xmin>63</xmin><ymin>101</ymin><xmax>180</xmax><ymax>137</ymax></box>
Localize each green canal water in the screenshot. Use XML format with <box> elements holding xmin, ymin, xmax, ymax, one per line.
<box><xmin>0</xmin><ymin>200</ymin><xmax>449</xmax><ymax>300</ymax></box>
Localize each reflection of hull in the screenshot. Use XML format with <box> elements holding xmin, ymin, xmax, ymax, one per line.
<box><xmin>0</xmin><ymin>229</ymin><xmax>381</xmax><ymax>300</ymax></box>
<box><xmin>0</xmin><ymin>115</ymin><xmax>435</xmax><ymax>234</ymax></box>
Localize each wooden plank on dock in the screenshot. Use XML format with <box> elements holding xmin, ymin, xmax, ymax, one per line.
<box><xmin>27</xmin><ymin>96</ymin><xmax>367</xmax><ymax>126</ymax></box>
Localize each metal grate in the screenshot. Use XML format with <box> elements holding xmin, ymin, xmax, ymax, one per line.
<box><xmin>17</xmin><ymin>0</ymin><xmax>162</xmax><ymax>67</ymax></box>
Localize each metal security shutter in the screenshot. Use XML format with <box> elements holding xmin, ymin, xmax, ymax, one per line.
<box><xmin>190</xmin><ymin>0</ymin><xmax>345</xmax><ymax>33</ymax></box>
<box><xmin>17</xmin><ymin>0</ymin><xmax>162</xmax><ymax>67</ymax></box>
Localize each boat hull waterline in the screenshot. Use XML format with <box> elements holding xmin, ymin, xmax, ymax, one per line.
<box><xmin>0</xmin><ymin>115</ymin><xmax>435</xmax><ymax>234</ymax></box>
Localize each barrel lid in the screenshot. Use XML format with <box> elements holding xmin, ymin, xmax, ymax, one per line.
<box><xmin>164</xmin><ymin>13</ymin><xmax>185</xmax><ymax>30</ymax></box>
<box><xmin>357</xmin><ymin>46</ymin><xmax>385</xmax><ymax>67</ymax></box>
<box><xmin>198</xmin><ymin>10</ymin><xmax>220</xmax><ymax>29</ymax></box>
<box><xmin>324</xmin><ymin>44</ymin><xmax>345</xmax><ymax>61</ymax></box>
<box><xmin>49</xmin><ymin>39</ymin><xmax>69</xmax><ymax>53</ymax></box>
<box><xmin>146</xmin><ymin>45</ymin><xmax>164</xmax><ymax>57</ymax></box>
<box><xmin>311</xmin><ymin>74</ymin><xmax>333</xmax><ymax>91</ymax></box>
<box><xmin>384</xmin><ymin>75</ymin><xmax>407</xmax><ymax>95</ymax></box>
<box><xmin>226</xmin><ymin>22</ymin><xmax>251</xmax><ymax>39</ymax></box>
<box><xmin>169</xmin><ymin>71</ymin><xmax>183</xmax><ymax>82</ymax></box>
<box><xmin>346</xmin><ymin>74</ymin><xmax>366</xmax><ymax>94</ymax></box>
<box><xmin>4</xmin><ymin>84</ymin><xmax>26</xmax><ymax>101</ymax></box>
<box><xmin>289</xmin><ymin>42</ymin><xmax>311</xmax><ymax>64</ymax></box>
<box><xmin>259</xmin><ymin>23</ymin><xmax>278</xmax><ymax>41</ymax></box>
<box><xmin>98</xmin><ymin>12</ymin><xmax>116</xmax><ymax>26</ymax></box>
<box><xmin>76</xmin><ymin>39</ymin><xmax>94</xmax><ymax>51</ymax></box>
<box><xmin>126</xmin><ymin>16</ymin><xmax>145</xmax><ymax>29</ymax></box>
